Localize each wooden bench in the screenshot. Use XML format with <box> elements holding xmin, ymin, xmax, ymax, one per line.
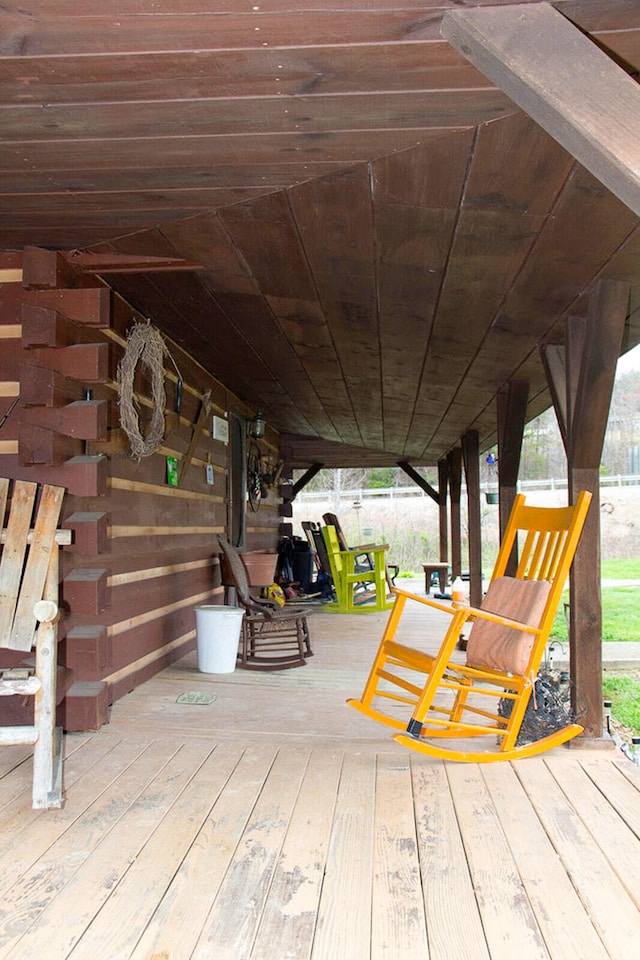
<box><xmin>0</xmin><ymin>478</ymin><xmax>71</xmax><ymax>809</ymax></box>
<box><xmin>422</xmin><ymin>562</ymin><xmax>449</xmax><ymax>595</ymax></box>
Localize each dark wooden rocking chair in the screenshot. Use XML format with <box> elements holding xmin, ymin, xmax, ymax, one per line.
<box><xmin>0</xmin><ymin>478</ymin><xmax>70</xmax><ymax>808</ymax></box>
<box><xmin>348</xmin><ymin>491</ymin><xmax>592</xmax><ymax>762</ymax></box>
<box><xmin>217</xmin><ymin>536</ymin><xmax>312</xmax><ymax>670</ymax></box>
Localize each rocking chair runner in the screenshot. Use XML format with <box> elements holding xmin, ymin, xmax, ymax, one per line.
<box><xmin>348</xmin><ymin>491</ymin><xmax>592</xmax><ymax>762</ymax></box>
<box><xmin>0</xmin><ymin>478</ymin><xmax>70</xmax><ymax>808</ymax></box>
<box><xmin>216</xmin><ymin>537</ymin><xmax>312</xmax><ymax>669</ymax></box>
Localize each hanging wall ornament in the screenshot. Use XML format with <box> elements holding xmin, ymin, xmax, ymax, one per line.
<box><xmin>117</xmin><ymin>321</ymin><xmax>168</xmax><ymax>459</ymax></box>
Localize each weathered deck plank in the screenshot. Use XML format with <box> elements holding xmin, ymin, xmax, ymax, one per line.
<box><xmin>130</xmin><ymin>744</ymin><xmax>278</xmax><ymax>960</ymax></box>
<box><xmin>372</xmin><ymin>753</ymin><xmax>429</xmax><ymax>959</ymax></box>
<box><xmin>515</xmin><ymin>758</ymin><xmax>640</xmax><ymax>959</ymax></box>
<box><xmin>311</xmin><ymin>751</ymin><xmax>376</xmax><ymax>960</ymax></box>
<box><xmin>249</xmin><ymin>747</ymin><xmax>344</xmax><ymax>960</ymax></box>
<box><xmin>448</xmin><ymin>764</ymin><xmax>550</xmax><ymax>959</ymax></box>
<box><xmin>483</xmin><ymin>761</ymin><xmax>609</xmax><ymax>960</ymax></box>
<box><xmin>413</xmin><ymin>760</ymin><xmax>490</xmax><ymax>960</ymax></box>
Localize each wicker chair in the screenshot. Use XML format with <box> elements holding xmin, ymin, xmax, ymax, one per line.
<box><xmin>217</xmin><ymin>537</ymin><xmax>312</xmax><ymax>670</ymax></box>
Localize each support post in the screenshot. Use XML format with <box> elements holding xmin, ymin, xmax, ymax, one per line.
<box><xmin>497</xmin><ymin>380</ymin><xmax>529</xmax><ymax>575</ymax></box>
<box><xmin>447</xmin><ymin>447</ymin><xmax>463</xmax><ymax>580</ymax></box>
<box><xmin>437</xmin><ymin>458</ymin><xmax>449</xmax><ymax>567</ymax></box>
<box><xmin>543</xmin><ymin>279</ymin><xmax>630</xmax><ymax>739</ymax></box>
<box><xmin>462</xmin><ymin>430</ymin><xmax>482</xmax><ymax>607</ymax></box>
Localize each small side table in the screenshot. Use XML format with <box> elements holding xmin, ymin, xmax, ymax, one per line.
<box><xmin>422</xmin><ymin>562</ymin><xmax>449</xmax><ymax>595</ymax></box>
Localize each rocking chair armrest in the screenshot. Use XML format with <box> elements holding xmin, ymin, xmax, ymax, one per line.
<box><xmin>463</xmin><ymin>605</ymin><xmax>545</xmax><ymax>636</ymax></box>
<box><xmin>246</xmin><ymin>596</ymin><xmax>282</xmax><ymax>616</ymax></box>
<box><xmin>33</xmin><ymin>599</ymin><xmax>59</xmax><ymax>624</ymax></box>
<box><xmin>349</xmin><ymin>541</ymin><xmax>388</xmax><ymax>552</ymax></box>
<box><xmin>391</xmin><ymin>586</ymin><xmax>460</xmax><ymax>616</ymax></box>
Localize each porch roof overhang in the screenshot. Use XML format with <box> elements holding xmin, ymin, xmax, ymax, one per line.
<box><xmin>1</xmin><ymin>0</ymin><xmax>639</xmax><ymax>470</ymax></box>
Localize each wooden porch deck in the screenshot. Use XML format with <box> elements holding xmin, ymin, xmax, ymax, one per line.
<box><xmin>2</xmin><ymin>595</ymin><xmax>640</xmax><ymax>960</ymax></box>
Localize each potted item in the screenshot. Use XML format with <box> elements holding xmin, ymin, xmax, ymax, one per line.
<box><xmin>240</xmin><ymin>551</ymin><xmax>278</xmax><ymax>586</ymax></box>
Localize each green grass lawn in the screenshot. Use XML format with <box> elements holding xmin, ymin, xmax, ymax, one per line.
<box><xmin>550</xmin><ymin>557</ymin><xmax>640</xmax><ymax>643</ymax></box>
<box><xmin>602</xmin><ymin>675</ymin><xmax>640</xmax><ymax>736</ymax></box>
<box><xmin>549</xmin><ymin>558</ymin><xmax>640</xmax><ymax>736</ymax></box>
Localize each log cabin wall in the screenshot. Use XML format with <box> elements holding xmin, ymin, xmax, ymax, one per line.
<box><xmin>0</xmin><ymin>251</ymin><xmax>281</xmax><ymax>731</ymax></box>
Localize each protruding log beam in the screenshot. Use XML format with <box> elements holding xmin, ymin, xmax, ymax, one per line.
<box><xmin>25</xmin><ymin>288</ymin><xmax>110</xmax><ymax>327</ymax></box>
<box><xmin>18</xmin><ymin>424</ymin><xmax>80</xmax><ymax>465</ymax></box>
<box><xmin>24</xmin><ymin>344</ymin><xmax>109</xmax><ymax>382</ymax></box>
<box><xmin>20</xmin><ymin>365</ymin><xmax>84</xmax><ymax>407</ymax></box>
<box><xmin>441</xmin><ymin>2</ymin><xmax>640</xmax><ymax>216</ymax></box>
<box><xmin>21</xmin><ymin>305</ymin><xmax>76</xmax><ymax>348</ymax></box>
<box><xmin>21</xmin><ymin>400</ymin><xmax>108</xmax><ymax>441</ymax></box>
<box><xmin>63</xmin><ymin>512</ymin><xmax>108</xmax><ymax>555</ymax></box>
<box><xmin>1</xmin><ymin>455</ymin><xmax>108</xmax><ymax>497</ymax></box>
<box><xmin>65</xmin><ymin>625</ymin><xmax>110</xmax><ymax>679</ymax></box>
<box><xmin>63</xmin><ymin>568</ymin><xmax>108</xmax><ymax>615</ymax></box>
<box><xmin>21</xmin><ymin>247</ymin><xmax>76</xmax><ymax>290</ymax></box>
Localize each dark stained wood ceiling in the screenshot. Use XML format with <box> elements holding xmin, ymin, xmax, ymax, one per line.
<box><xmin>1</xmin><ymin>0</ymin><xmax>639</xmax><ymax>468</ymax></box>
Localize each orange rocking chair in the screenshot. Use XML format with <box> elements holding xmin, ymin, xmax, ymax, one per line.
<box><xmin>348</xmin><ymin>491</ymin><xmax>592</xmax><ymax>762</ymax></box>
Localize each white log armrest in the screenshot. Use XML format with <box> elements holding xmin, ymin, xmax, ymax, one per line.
<box><xmin>33</xmin><ymin>599</ymin><xmax>59</xmax><ymax>624</ymax></box>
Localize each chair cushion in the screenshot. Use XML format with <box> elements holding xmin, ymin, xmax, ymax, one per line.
<box><xmin>466</xmin><ymin>577</ymin><xmax>551</xmax><ymax>675</ymax></box>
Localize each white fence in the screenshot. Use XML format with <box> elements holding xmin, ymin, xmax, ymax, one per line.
<box><xmin>295</xmin><ymin>474</ymin><xmax>640</xmax><ymax>504</ymax></box>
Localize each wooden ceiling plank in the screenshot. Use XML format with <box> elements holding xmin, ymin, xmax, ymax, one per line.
<box><xmin>95</xmin><ymin>233</ymin><xmax>299</xmax><ymax>417</ymax></box>
<box><xmin>211</xmin><ymin>290</ymin><xmax>336</xmax><ymax>434</ymax></box>
<box><xmin>0</xmin><ymin>1</ymin><xmax>500</xmax><ymax>17</ymax></box>
<box><xmin>58</xmin><ymin>252</ymin><xmax>204</xmax><ymax>274</ymax></box>
<box><xmin>441</xmin><ymin>2</ymin><xmax>640</xmax><ymax>217</ymax></box>
<box><xmin>373</xmin><ymin>131</ymin><xmax>473</xmax><ymax>447</ymax></box>
<box><xmin>403</xmin><ymin>203</ymin><xmax>546</xmax><ymax>457</ymax></box>
<box><xmin>218</xmin><ymin>193</ymin><xmax>316</xmax><ymax>301</ymax></box>
<box><xmin>0</xmin><ymin>188</ymin><xmax>278</xmax><ymax>214</ymax></box>
<box><xmin>493</xmin><ymin>166</ymin><xmax>639</xmax><ymax>338</ymax></box>
<box><xmin>556</xmin><ymin>0</ymin><xmax>640</xmax><ymax>32</ymax></box>
<box><xmin>401</xmin><ymin>112</ymin><xmax>574</xmax><ymax>458</ymax></box>
<box><xmin>288</xmin><ymin>166</ymin><xmax>385</xmax><ymax>449</ymax></box>
<box><xmin>0</xmin><ymin>130</ymin><xmax>440</xmax><ymax>172</ymax></box>
<box><xmin>0</xmin><ymin>164</ymin><xmax>347</xmax><ymax>195</ymax></box>
<box><xmin>0</xmin><ymin>8</ymin><xmax>457</xmax><ymax>57</ymax></box>
<box><xmin>0</xmin><ymin>43</ymin><xmax>489</xmax><ymax>105</ymax></box>
<box><xmin>0</xmin><ymin>90</ymin><xmax>512</xmax><ymax>142</ymax></box>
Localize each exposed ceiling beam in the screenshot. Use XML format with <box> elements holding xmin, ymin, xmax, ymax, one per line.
<box><xmin>441</xmin><ymin>2</ymin><xmax>640</xmax><ymax>216</ymax></box>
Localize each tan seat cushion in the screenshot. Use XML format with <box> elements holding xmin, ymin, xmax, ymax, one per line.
<box><xmin>466</xmin><ymin>576</ymin><xmax>552</xmax><ymax>675</ymax></box>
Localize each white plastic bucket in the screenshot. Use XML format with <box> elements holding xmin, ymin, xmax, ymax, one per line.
<box><xmin>195</xmin><ymin>605</ymin><xmax>244</xmax><ymax>673</ymax></box>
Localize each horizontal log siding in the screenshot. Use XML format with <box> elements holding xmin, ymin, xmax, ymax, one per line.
<box><xmin>0</xmin><ymin>259</ymin><xmax>280</xmax><ymax>730</ymax></box>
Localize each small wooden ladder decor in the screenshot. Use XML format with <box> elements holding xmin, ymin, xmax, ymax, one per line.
<box><xmin>0</xmin><ymin>477</ymin><xmax>71</xmax><ymax>808</ymax></box>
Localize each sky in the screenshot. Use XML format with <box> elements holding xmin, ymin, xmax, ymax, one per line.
<box><xmin>616</xmin><ymin>343</ymin><xmax>640</xmax><ymax>374</ymax></box>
